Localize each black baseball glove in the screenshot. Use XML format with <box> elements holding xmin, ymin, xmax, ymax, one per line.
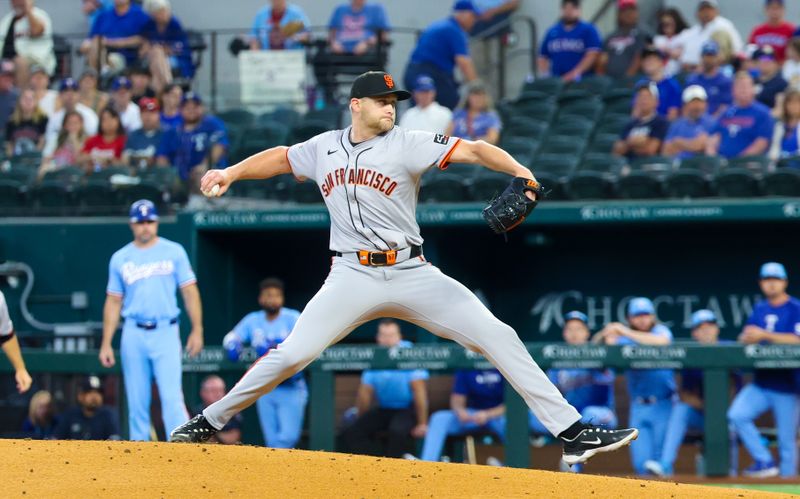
<box><xmin>482</xmin><ymin>177</ymin><xmax>545</xmax><ymax>234</ymax></box>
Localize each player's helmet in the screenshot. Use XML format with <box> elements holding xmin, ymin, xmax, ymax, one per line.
<box><xmin>129</xmin><ymin>199</ymin><xmax>159</xmax><ymax>223</ymax></box>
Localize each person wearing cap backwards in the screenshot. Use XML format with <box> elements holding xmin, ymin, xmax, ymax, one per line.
<box><xmin>706</xmin><ymin>71</ymin><xmax>774</xmax><ymax>159</ymax></box>
<box><xmin>109</xmin><ymin>76</ymin><xmax>142</xmax><ymax>134</ymax></box>
<box><xmin>43</xmin><ymin>78</ymin><xmax>99</xmax><ymax>157</ymax></box>
<box><xmin>639</xmin><ymin>47</ymin><xmax>682</xmax><ymax>120</ymax></box>
<box><xmin>685</xmin><ymin>40</ymin><xmax>732</xmax><ymax>118</ymax></box>
<box><xmin>613</xmin><ymin>82</ymin><xmax>669</xmax><ymax>161</ymax></box>
<box><xmin>0</xmin><ymin>0</ymin><xmax>55</xmax><ymax>87</ymax></box>
<box><xmin>728</xmin><ymin>263</ymin><xmax>800</xmax><ymax>478</ymax></box>
<box><xmin>100</xmin><ymin>199</ymin><xmax>204</xmax><ymax>441</ymax></box>
<box><xmin>123</xmin><ymin>97</ymin><xmax>163</xmax><ymax>168</ymax></box>
<box><xmin>749</xmin><ymin>0</ymin><xmax>794</xmax><ymax>65</ymax></box>
<box><xmin>529</xmin><ymin>311</ymin><xmax>617</xmax><ymax>473</ymax></box>
<box><xmin>403</xmin><ymin>1</ymin><xmax>479</xmax><ymax>110</ymax></box>
<box><xmin>678</xmin><ymin>0</ymin><xmax>742</xmax><ymax>70</ymax></box>
<box><xmin>754</xmin><ymin>45</ymin><xmax>787</xmax><ymax>110</ymax></box>
<box><xmin>170</xmin><ymin>69</ymin><xmax>640</xmax><ymax>467</ymax></box>
<box><xmin>155</xmin><ymin>91</ymin><xmax>229</xmax><ymax>196</ymax></box>
<box><xmin>645</xmin><ymin>309</ymin><xmax>741</xmax><ymax>477</ymax></box>
<box><xmin>538</xmin><ymin>0</ymin><xmax>602</xmax><ymax>82</ymax></box>
<box><xmin>597</xmin><ymin>0</ymin><xmax>652</xmax><ymax>80</ymax></box>
<box><xmin>663</xmin><ymin>85</ymin><xmax>716</xmax><ymax>160</ymax></box>
<box><xmin>399</xmin><ymin>75</ymin><xmax>453</xmax><ymax>134</ymax></box>
<box><xmin>53</xmin><ymin>376</ymin><xmax>120</xmax><ymax>441</ymax></box>
<box><xmin>594</xmin><ymin>298</ymin><xmax>675</xmax><ymax>476</ymax></box>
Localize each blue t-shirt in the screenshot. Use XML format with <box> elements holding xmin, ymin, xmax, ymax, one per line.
<box><xmin>665</xmin><ymin>114</ymin><xmax>717</xmax><ymax>159</ymax></box>
<box><xmin>620</xmin><ymin>114</ymin><xmax>669</xmax><ymax>160</ymax></box>
<box><xmin>713</xmin><ymin>102</ymin><xmax>774</xmax><ymax>158</ymax></box>
<box><xmin>453</xmin><ymin>369</ymin><xmax>504</xmax><ymax>410</ymax></box>
<box><xmin>756</xmin><ymin>73</ymin><xmax>788</xmax><ymax>109</ymax></box>
<box><xmin>617</xmin><ymin>324</ymin><xmax>676</xmax><ymax>400</ymax></box>
<box><xmin>547</xmin><ymin>368</ymin><xmax>614</xmax><ymax>412</ymax></box>
<box><xmin>539</xmin><ymin>20</ymin><xmax>602</xmax><ymax>77</ymax></box>
<box><xmin>106</xmin><ymin>238</ymin><xmax>196</xmax><ymax>322</ymax></box>
<box><xmin>250</xmin><ymin>4</ymin><xmax>310</xmax><ymax>50</ymax></box>
<box><xmin>409</xmin><ymin>17</ymin><xmax>469</xmax><ymax>74</ymax></box>
<box><xmin>450</xmin><ymin>109</ymin><xmax>502</xmax><ymax>141</ymax></box>
<box><xmin>328</xmin><ymin>3</ymin><xmax>390</xmax><ymax>53</ymax></box>
<box><xmin>230</xmin><ymin>308</ymin><xmax>304</xmax><ymax>385</ymax></box>
<box><xmin>781</xmin><ymin>124</ymin><xmax>800</xmax><ymax>156</ymax></box>
<box><xmin>685</xmin><ymin>72</ymin><xmax>733</xmax><ymax>116</ymax></box>
<box><xmin>89</xmin><ymin>4</ymin><xmax>150</xmax><ymax>64</ymax></box>
<box><xmin>124</xmin><ymin>128</ymin><xmax>163</xmax><ymax>163</ymax></box>
<box><xmin>639</xmin><ymin>77</ymin><xmax>681</xmax><ymax>118</ymax></box>
<box><xmin>362</xmin><ymin>341</ymin><xmax>429</xmax><ymax>409</ymax></box>
<box><xmin>160</xmin><ymin>112</ymin><xmax>183</xmax><ymax>131</ymax></box>
<box><xmin>140</xmin><ymin>16</ymin><xmax>194</xmax><ymax>78</ymax></box>
<box><xmin>156</xmin><ymin>116</ymin><xmax>229</xmax><ymax>180</ymax></box>
<box><xmin>746</xmin><ymin>297</ymin><xmax>800</xmax><ymax>393</ymax></box>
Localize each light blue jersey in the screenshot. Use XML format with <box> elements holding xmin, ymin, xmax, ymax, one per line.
<box><xmin>107</xmin><ymin>238</ymin><xmax>196</xmax><ymax>321</ymax></box>
<box><xmin>228</xmin><ymin>308</ymin><xmax>302</xmax><ymax>384</ymax></box>
<box><xmin>362</xmin><ymin>341</ymin><xmax>429</xmax><ymax>409</ymax></box>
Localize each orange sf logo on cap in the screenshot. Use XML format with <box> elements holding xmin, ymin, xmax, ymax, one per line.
<box><xmin>384</xmin><ymin>74</ymin><xmax>394</xmax><ymax>89</ymax></box>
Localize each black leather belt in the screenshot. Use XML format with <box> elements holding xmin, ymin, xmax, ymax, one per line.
<box><xmin>136</xmin><ymin>318</ymin><xmax>178</xmax><ymax>330</ymax></box>
<box><xmin>334</xmin><ymin>245</ymin><xmax>422</xmax><ymax>266</ymax></box>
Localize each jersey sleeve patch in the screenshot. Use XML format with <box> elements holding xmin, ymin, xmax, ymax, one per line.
<box><xmin>433</xmin><ymin>134</ymin><xmax>450</xmax><ymax>145</ymax></box>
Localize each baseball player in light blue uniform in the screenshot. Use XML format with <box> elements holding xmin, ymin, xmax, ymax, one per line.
<box><xmin>728</xmin><ymin>263</ymin><xmax>800</xmax><ymax>478</ymax></box>
<box><xmin>223</xmin><ymin>277</ymin><xmax>307</xmax><ymax>448</ymax></box>
<box><xmin>595</xmin><ymin>298</ymin><xmax>675</xmax><ymax>476</ymax></box>
<box><xmin>99</xmin><ymin>200</ymin><xmax>204</xmax><ymax>441</ymax></box>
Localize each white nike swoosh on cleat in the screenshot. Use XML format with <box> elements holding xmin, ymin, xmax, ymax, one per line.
<box><xmin>581</xmin><ymin>438</ymin><xmax>601</xmax><ymax>445</ymax></box>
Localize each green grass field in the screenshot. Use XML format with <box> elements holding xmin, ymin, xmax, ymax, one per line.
<box><xmin>711</xmin><ymin>484</ymin><xmax>800</xmax><ymax>495</ymax></box>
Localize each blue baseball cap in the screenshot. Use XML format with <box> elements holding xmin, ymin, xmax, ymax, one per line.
<box><xmin>760</xmin><ymin>262</ymin><xmax>787</xmax><ymax>280</ymax></box>
<box><xmin>59</xmin><ymin>77</ymin><xmax>78</xmax><ymax>92</ymax></box>
<box><xmin>628</xmin><ymin>297</ymin><xmax>655</xmax><ymax>316</ymax></box>
<box><xmin>182</xmin><ymin>91</ymin><xmax>203</xmax><ymax>105</ymax></box>
<box><xmin>111</xmin><ymin>76</ymin><xmax>132</xmax><ymax>91</ymax></box>
<box><xmin>453</xmin><ymin>0</ymin><xmax>480</xmax><ymax>14</ymax></box>
<box><xmin>701</xmin><ymin>41</ymin><xmax>719</xmax><ymax>56</ymax></box>
<box><xmin>414</xmin><ymin>75</ymin><xmax>436</xmax><ymax>92</ymax></box>
<box><xmin>129</xmin><ymin>199</ymin><xmax>159</xmax><ymax>223</ymax></box>
<box><xmin>690</xmin><ymin>309</ymin><xmax>717</xmax><ymax>329</ymax></box>
<box><xmin>564</xmin><ymin>311</ymin><xmax>589</xmax><ymax>324</ymax></box>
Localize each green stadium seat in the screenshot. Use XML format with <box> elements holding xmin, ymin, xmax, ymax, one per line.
<box><xmin>534</xmin><ymin>172</ymin><xmax>566</xmax><ymax>200</ymax></box>
<box><xmin>0</xmin><ymin>163</ymin><xmax>36</xmax><ymax>185</ymax></box>
<box><xmin>289</xmin><ymin>120</ymin><xmax>332</xmax><ymax>144</ymax></box>
<box><xmin>664</xmin><ymin>170</ymin><xmax>712</xmax><ymax>199</ymax></box>
<box><xmin>586</xmin><ymin>133</ymin><xmax>620</xmax><ymax>154</ymax></box>
<box><xmin>291</xmin><ymin>181</ymin><xmax>323</xmax><ymax>204</ymax></box>
<box><xmin>0</xmin><ymin>179</ymin><xmax>25</xmax><ymax>213</ymax></box>
<box><xmin>304</xmin><ymin>106</ymin><xmax>343</xmax><ymax>128</ymax></box>
<box><xmin>610</xmin><ymin>75</ymin><xmax>641</xmax><ymax>89</ymax></box>
<box><xmin>10</xmin><ymin>150</ymin><xmax>43</xmax><ymax>167</ymax></box>
<box><xmin>217</xmin><ymin>108</ymin><xmax>255</xmax><ymax>127</ymax></box>
<box><xmin>29</xmin><ymin>180</ymin><xmax>75</xmax><ymax>215</ymax></box>
<box><xmin>552</xmin><ymin>117</ymin><xmax>595</xmax><ymax>139</ymax></box>
<box><xmin>595</xmin><ymin>115</ymin><xmax>630</xmax><ymax>136</ymax></box>
<box><xmin>558</xmin><ymin>98</ymin><xmax>603</xmax><ymax>121</ymax></box>
<box><xmin>117</xmin><ymin>181</ymin><xmax>168</xmax><ymax>212</ymax></box>
<box><xmin>503</xmin><ymin>116</ymin><xmax>548</xmax><ymax>141</ymax></box>
<box><xmin>90</xmin><ymin>165</ymin><xmax>131</xmax><ymax>181</ymax></box>
<box><xmin>616</xmin><ymin>172</ymin><xmax>664</xmax><ymax>199</ymax></box>
<box><xmin>539</xmin><ymin>136</ymin><xmax>586</xmax><ymax>157</ymax></box>
<box><xmin>763</xmin><ymin>169</ymin><xmax>800</xmax><ymax>196</ymax></box>
<box><xmin>630</xmin><ymin>155</ymin><xmax>675</xmax><ymax>176</ymax></box>
<box><xmin>678</xmin><ymin>155</ymin><xmax>723</xmax><ymax>176</ymax></box>
<box><xmin>512</xmin><ymin>101</ymin><xmax>556</xmax><ymax>124</ymax></box>
<box><xmin>565</xmin><ymin>75</ymin><xmax>612</xmax><ymax>96</ymax></box>
<box><xmin>468</xmin><ymin>169</ymin><xmax>509</xmax><ymax>202</ymax></box>
<box><xmin>535</xmin><ymin>153</ymin><xmax>579</xmax><ymax>179</ymax></box>
<box><xmin>445</xmin><ymin>162</ymin><xmax>483</xmax><ymax>178</ymax></box>
<box><xmin>520</xmin><ymin>77</ymin><xmax>563</xmax><ymax>98</ymax></box>
<box><xmin>140</xmin><ymin>166</ymin><xmax>179</xmax><ymax>188</ymax></box>
<box><xmin>501</xmin><ymin>138</ymin><xmax>537</xmax><ymax>165</ymax></box>
<box><xmin>579</xmin><ymin>153</ymin><xmax>625</xmax><ymax>174</ymax></box>
<box><xmin>567</xmin><ymin>171</ymin><xmax>615</xmax><ymax>200</ymax></box>
<box><xmin>76</xmin><ymin>179</ymin><xmax>121</xmax><ymax>215</ymax></box>
<box><xmin>259</xmin><ymin>107</ymin><xmax>301</xmax><ymax>128</ymax></box>
<box><xmin>715</xmin><ymin>168</ymin><xmax>761</xmax><ymax>197</ymax></box>
<box><xmin>726</xmin><ymin>155</ymin><xmax>770</xmax><ymax>175</ymax></box>
<box><xmin>41</xmin><ymin>165</ymin><xmax>84</xmax><ymax>183</ymax></box>
<box><xmin>420</xmin><ymin>169</ymin><xmax>469</xmax><ymax>203</ymax></box>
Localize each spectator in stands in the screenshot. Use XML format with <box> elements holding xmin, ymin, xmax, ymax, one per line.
<box><xmin>470</xmin><ymin>0</ymin><xmax>519</xmax><ymax>39</ymax></box>
<box><xmin>82</xmin><ymin>0</ymin><xmax>113</xmax><ymax>31</ymax></box>
<box><xmin>593</xmin><ymin>297</ymin><xmax>674</xmax><ymax>476</ymax></box>
<box><xmin>538</xmin><ymin>0</ymin><xmax>602</xmax><ymax>82</ymax></box>
<box><xmin>81</xmin><ymin>106</ymin><xmax>126</xmax><ymax>172</ymax></box>
<box><xmin>156</xmin><ymin>91</ymin><xmax>228</xmax><ymax>195</ymax></box>
<box><xmin>0</xmin><ymin>60</ymin><xmax>19</xmax><ymax>133</ymax></box>
<box><xmin>782</xmin><ymin>38</ymin><xmax>800</xmax><ymax>89</ymax></box>
<box><xmin>123</xmin><ymin>97</ymin><xmax>162</xmax><ymax>169</ymax></box>
<box><xmin>0</xmin><ymin>0</ymin><xmax>54</xmax><ymax>87</ymax></box>
<box><xmin>613</xmin><ymin>82</ymin><xmax>668</xmax><ymax>161</ymax></box>
<box><xmin>653</xmin><ymin>8</ymin><xmax>689</xmax><ymax>78</ymax></box>
<box><xmin>754</xmin><ymin>45</ymin><xmax>787</xmax><ymax>110</ymax></box>
<box><xmin>748</xmin><ymin>0</ymin><xmax>794</xmax><ymax>64</ymax></box>
<box><xmin>249</xmin><ymin>0</ymin><xmax>310</xmax><ymax>51</ymax></box>
<box><xmin>707</xmin><ymin>71</ymin><xmax>773</xmax><ymax>158</ymax></box>
<box><xmin>328</xmin><ymin>0</ymin><xmax>390</xmax><ymax>55</ymax></box>
<box><xmin>81</xmin><ymin>0</ymin><xmax>150</xmax><ymax>73</ymax></box>
<box><xmin>400</xmin><ymin>75</ymin><xmax>453</xmax><ymax>134</ymax></box>
<box><xmin>341</xmin><ymin>320</ymin><xmax>429</xmax><ymax>458</ymax></box>
<box><xmin>21</xmin><ymin>390</ymin><xmax>58</xmax><ymax>440</ymax></box>
<box><xmin>5</xmin><ymin>87</ymin><xmax>47</xmax><ymax>157</ymax></box>
<box><xmin>43</xmin><ymin>78</ymin><xmax>98</xmax><ymax>157</ymax></box>
<box><xmin>109</xmin><ymin>76</ymin><xmax>142</xmax><ymax>133</ymax></box>
<box><xmin>159</xmin><ymin>82</ymin><xmax>182</xmax><ymax>129</ymax></box>
<box><xmin>403</xmin><ymin>1</ymin><xmax>479</xmax><ymax>110</ymax></box>
<box><xmin>29</xmin><ymin>64</ymin><xmax>55</xmax><ymax>117</ymax></box>
<box><xmin>53</xmin><ymin>376</ymin><xmax>120</xmax><ymax>441</ymax></box>
<box><xmin>141</xmin><ymin>0</ymin><xmax>195</xmax><ymax>92</ymax></box>
<box><xmin>639</xmin><ymin>47</ymin><xmax>681</xmax><ymax>120</ymax></box>
<box><xmin>685</xmin><ymin>41</ymin><xmax>732</xmax><ymax>118</ymax></box>
<box><xmin>769</xmin><ymin>89</ymin><xmax>800</xmax><ymax>160</ymax></box>
<box><xmin>446</xmin><ymin>80</ymin><xmax>501</xmax><ymax>144</ymax></box>
<box><xmin>663</xmin><ymin>85</ymin><xmax>715</xmax><ymax>160</ymax></box>
<box><xmin>679</xmin><ymin>0</ymin><xmax>743</xmax><ymax>70</ymax></box>
<box><xmin>597</xmin><ymin>0</ymin><xmax>651</xmax><ymax>80</ymax></box>
<box><xmin>39</xmin><ymin>111</ymin><xmax>87</xmax><ymax>179</ymax></box>
<box><xmin>77</xmin><ymin>68</ymin><xmax>109</xmax><ymax>116</ymax></box>
<box><xmin>419</xmin><ymin>368</ymin><xmax>505</xmax><ymax>462</ymax></box>
<box><xmin>128</xmin><ymin>66</ymin><xmax>156</xmax><ymax>105</ymax></box>
<box><xmin>193</xmin><ymin>375</ymin><xmax>242</xmax><ymax>445</ymax></box>
<box><xmin>728</xmin><ymin>262</ymin><xmax>800</xmax><ymax>478</ymax></box>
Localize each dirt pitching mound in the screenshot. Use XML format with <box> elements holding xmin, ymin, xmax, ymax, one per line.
<box><xmin>3</xmin><ymin>440</ymin><xmax>791</xmax><ymax>498</ymax></box>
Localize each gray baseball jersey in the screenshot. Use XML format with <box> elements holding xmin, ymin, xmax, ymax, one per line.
<box><xmin>287</xmin><ymin>126</ymin><xmax>460</xmax><ymax>252</ymax></box>
<box><xmin>0</xmin><ymin>290</ymin><xmax>12</xmax><ymax>337</ymax></box>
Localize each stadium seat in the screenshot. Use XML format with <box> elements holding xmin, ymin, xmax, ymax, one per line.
<box><xmin>567</xmin><ymin>171</ymin><xmax>615</xmax><ymax>200</ymax></box>
<box><xmin>538</xmin><ymin>135</ymin><xmax>586</xmax><ymax>157</ymax></box>
<box><xmin>259</xmin><ymin>107</ymin><xmax>301</xmax><ymax>128</ymax></box>
<box><xmin>90</xmin><ymin>165</ymin><xmax>131</xmax><ymax>181</ymax></box>
<box><xmin>503</xmin><ymin>116</ymin><xmax>548</xmax><ymax>141</ymax></box>
<box><xmin>468</xmin><ymin>169</ymin><xmax>510</xmax><ymax>202</ymax></box>
<box><xmin>0</xmin><ymin>179</ymin><xmax>25</xmax><ymax>213</ymax></box>
<box><xmin>216</xmin><ymin>108</ymin><xmax>255</xmax><ymax>128</ymax></box>
<box><xmin>585</xmin><ymin>133</ymin><xmax>620</xmax><ymax>154</ymax></box>
<box><xmin>579</xmin><ymin>153</ymin><xmax>626</xmax><ymax>175</ymax></box>
<box><xmin>534</xmin><ymin>172</ymin><xmax>566</xmax><ymax>200</ymax></box>
<box><xmin>776</xmin><ymin>155</ymin><xmax>800</xmax><ymax>169</ymax></box>
<box><xmin>0</xmin><ymin>163</ymin><xmax>36</xmax><ymax>185</ymax></box>
<box><xmin>291</xmin><ymin>181</ymin><xmax>323</xmax><ymax>204</ymax></box>
<box><xmin>616</xmin><ymin>172</ymin><xmax>664</xmax><ymax>199</ymax></box>
<box><xmin>558</xmin><ymin>98</ymin><xmax>603</xmax><ymax>120</ymax></box>
<box><xmin>29</xmin><ymin>180</ymin><xmax>75</xmax><ymax>215</ymax></box>
<box><xmin>512</xmin><ymin>101</ymin><xmax>556</xmax><ymax>124</ymax></box>
<box><xmin>594</xmin><ymin>115</ymin><xmax>630</xmax><ymax>136</ymax></box>
<box><xmin>289</xmin><ymin>120</ymin><xmax>332</xmax><ymax>144</ymax></box>
<box><xmin>552</xmin><ymin>117</ymin><xmax>595</xmax><ymax>139</ymax></box>
<box><xmin>246</xmin><ymin>122</ymin><xmax>290</xmax><ymax>147</ymax></box>
<box><xmin>535</xmin><ymin>153</ymin><xmax>579</xmax><ymax>179</ymax></box>
<box><xmin>41</xmin><ymin>165</ymin><xmax>84</xmax><ymax>183</ymax></box>
<box><xmin>726</xmin><ymin>155</ymin><xmax>770</xmax><ymax>175</ymax></box>
<box><xmin>519</xmin><ymin>77</ymin><xmax>563</xmax><ymax>99</ymax></box>
<box><xmin>304</xmin><ymin>106</ymin><xmax>342</xmax><ymax>128</ymax></box>
<box><xmin>565</xmin><ymin>75</ymin><xmax>612</xmax><ymax>96</ymax></box>
<box><xmin>140</xmin><ymin>166</ymin><xmax>179</xmax><ymax>189</ymax></box>
<box><xmin>664</xmin><ymin>170</ymin><xmax>712</xmax><ymax>199</ymax></box>
<box><xmin>117</xmin><ymin>181</ymin><xmax>168</xmax><ymax>212</ymax></box>
<box><xmin>630</xmin><ymin>156</ymin><xmax>675</xmax><ymax>176</ymax></box>
<box><xmin>715</xmin><ymin>168</ymin><xmax>761</xmax><ymax>197</ymax></box>
<box><xmin>10</xmin><ymin>150</ymin><xmax>43</xmax><ymax>167</ymax></box>
<box><xmin>76</xmin><ymin>179</ymin><xmax>121</xmax><ymax>215</ymax></box>
<box><xmin>679</xmin><ymin>155</ymin><xmax>723</xmax><ymax>176</ymax></box>
<box><xmin>501</xmin><ymin>138</ymin><xmax>537</xmax><ymax>165</ymax></box>
<box><xmin>763</xmin><ymin>169</ymin><xmax>800</xmax><ymax>196</ymax></box>
<box><xmin>420</xmin><ymin>169</ymin><xmax>469</xmax><ymax>203</ymax></box>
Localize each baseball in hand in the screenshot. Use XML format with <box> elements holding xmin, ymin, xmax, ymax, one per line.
<box><xmin>205</xmin><ymin>184</ymin><xmax>220</xmax><ymax>197</ymax></box>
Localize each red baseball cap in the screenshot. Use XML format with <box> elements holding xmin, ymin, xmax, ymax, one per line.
<box><xmin>618</xmin><ymin>0</ymin><xmax>637</xmax><ymax>8</ymax></box>
<box><xmin>139</xmin><ymin>97</ymin><xmax>160</xmax><ymax>112</ymax></box>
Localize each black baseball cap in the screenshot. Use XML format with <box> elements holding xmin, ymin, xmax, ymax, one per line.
<box><xmin>80</xmin><ymin>375</ymin><xmax>103</xmax><ymax>393</ymax></box>
<box><xmin>350</xmin><ymin>71</ymin><xmax>411</xmax><ymax>101</ymax></box>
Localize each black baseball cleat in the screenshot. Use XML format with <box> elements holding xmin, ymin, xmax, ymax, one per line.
<box><xmin>169</xmin><ymin>414</ymin><xmax>219</xmax><ymax>443</ymax></box>
<box><xmin>561</xmin><ymin>425</ymin><xmax>639</xmax><ymax>466</ymax></box>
